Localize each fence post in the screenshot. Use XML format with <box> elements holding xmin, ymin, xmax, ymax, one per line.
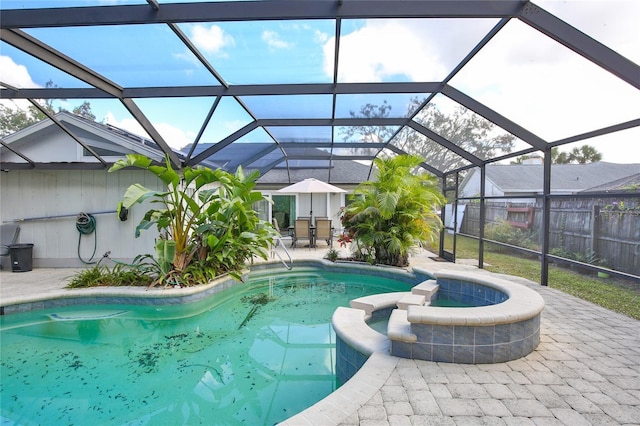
<box><xmin>590</xmin><ymin>205</ymin><xmax>600</xmax><ymax>257</ymax></box>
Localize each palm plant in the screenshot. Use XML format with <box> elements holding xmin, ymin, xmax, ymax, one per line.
<box><xmin>343</xmin><ymin>155</ymin><xmax>444</xmax><ymax>266</ymax></box>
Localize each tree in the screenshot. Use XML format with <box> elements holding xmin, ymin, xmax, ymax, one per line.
<box><xmin>0</xmin><ymin>101</ymin><xmax>51</xmax><ymax>137</ymax></box>
<box><xmin>0</xmin><ymin>81</ymin><xmax>96</xmax><ymax>137</ymax></box>
<box><xmin>340</xmin><ymin>97</ymin><xmax>515</xmax><ymax>173</ymax></box>
<box><xmin>568</xmin><ymin>145</ymin><xmax>602</xmax><ymax>164</ymax></box>
<box><xmin>341</xmin><ymin>154</ymin><xmax>445</xmax><ymax>267</ymax></box>
<box><xmin>339</xmin><ymin>100</ymin><xmax>397</xmax><ymax>143</ymax></box>
<box><xmin>514</xmin><ymin>145</ymin><xmax>603</xmax><ymax>164</ymax></box>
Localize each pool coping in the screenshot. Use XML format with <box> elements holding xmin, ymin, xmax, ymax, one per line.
<box><xmin>407</xmin><ymin>270</ymin><xmax>546</xmax><ymax>326</ymax></box>
<box><xmin>278</xmin><ymin>351</ymin><xmax>399</xmax><ymax>425</ymax></box>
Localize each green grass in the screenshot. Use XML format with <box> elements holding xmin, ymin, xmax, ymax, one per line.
<box><xmin>432</xmin><ymin>235</ymin><xmax>640</xmax><ymax>320</ymax></box>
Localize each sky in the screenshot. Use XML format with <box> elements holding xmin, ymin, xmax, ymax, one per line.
<box><xmin>1</xmin><ymin>0</ymin><xmax>639</xmax><ymax>165</ymax></box>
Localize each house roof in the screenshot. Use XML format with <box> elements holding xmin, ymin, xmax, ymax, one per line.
<box><xmin>258</xmin><ymin>159</ymin><xmax>371</xmax><ymax>187</ymax></box>
<box><xmin>0</xmin><ymin>111</ymin><xmax>170</xmax><ymax>167</ymax></box>
<box><xmin>1</xmin><ymin>111</ymin><xmax>371</xmax><ymax>185</ymax></box>
<box><xmin>482</xmin><ymin>162</ymin><xmax>640</xmax><ymax>194</ymax></box>
<box><xmin>582</xmin><ymin>172</ymin><xmax>640</xmax><ymax>193</ymax></box>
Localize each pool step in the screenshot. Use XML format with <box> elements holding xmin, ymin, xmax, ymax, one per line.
<box><xmin>396</xmin><ymin>293</ymin><xmax>426</xmax><ymax>310</ymax></box>
<box><xmin>411</xmin><ymin>279</ymin><xmax>439</xmax><ymax>297</ymax></box>
<box><xmin>387</xmin><ymin>309</ymin><xmax>416</xmax><ymax>343</ymax></box>
<box><xmin>350</xmin><ymin>292</ymin><xmax>409</xmax><ymax>320</ymax></box>
<box><xmin>397</xmin><ymin>279</ymin><xmax>440</xmax><ymax>310</ymax></box>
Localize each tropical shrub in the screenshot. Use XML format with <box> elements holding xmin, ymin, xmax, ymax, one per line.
<box><xmin>66</xmin><ymin>257</ymin><xmax>154</xmax><ymax>288</ymax></box>
<box><xmin>108</xmin><ymin>154</ymin><xmax>276</xmax><ymax>286</ymax></box>
<box><xmin>484</xmin><ymin>219</ymin><xmax>540</xmax><ymax>251</ymax></box>
<box><xmin>342</xmin><ymin>155</ymin><xmax>445</xmax><ymax>266</ymax></box>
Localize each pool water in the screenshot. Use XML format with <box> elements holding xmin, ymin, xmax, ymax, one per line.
<box><xmin>0</xmin><ymin>268</ymin><xmax>411</xmax><ymax>425</ymax></box>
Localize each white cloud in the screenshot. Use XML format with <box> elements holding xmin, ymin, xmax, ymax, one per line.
<box><xmin>326</xmin><ymin>20</ymin><xmax>446</xmax><ymax>82</ymax></box>
<box><xmin>262</xmin><ymin>30</ymin><xmax>293</xmax><ymax>50</ymax></box>
<box><xmin>537</xmin><ymin>0</ymin><xmax>640</xmax><ymax>64</ymax></box>
<box><xmin>314</xmin><ymin>30</ymin><xmax>330</xmax><ymax>44</ymax></box>
<box><xmin>0</xmin><ymin>56</ymin><xmax>41</xmax><ymax>109</ymax></box>
<box><xmin>190</xmin><ymin>24</ymin><xmax>235</xmax><ymax>56</ymax></box>
<box><xmin>0</xmin><ymin>55</ymin><xmax>40</xmax><ymax>89</ymax></box>
<box><xmin>104</xmin><ymin>112</ymin><xmax>192</xmax><ymax>151</ymax></box>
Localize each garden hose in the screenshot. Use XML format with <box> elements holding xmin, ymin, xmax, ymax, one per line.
<box><xmin>76</xmin><ymin>212</ymin><xmax>97</xmax><ymax>264</ymax></box>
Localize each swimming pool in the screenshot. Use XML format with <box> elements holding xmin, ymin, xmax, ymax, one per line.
<box><xmin>0</xmin><ymin>266</ymin><xmax>414</xmax><ymax>425</ymax></box>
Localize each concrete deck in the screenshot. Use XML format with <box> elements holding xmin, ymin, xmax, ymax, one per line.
<box><xmin>1</xmin><ymin>248</ymin><xmax>639</xmax><ymax>425</ymax></box>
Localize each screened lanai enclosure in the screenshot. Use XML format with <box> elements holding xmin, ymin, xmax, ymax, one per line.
<box><xmin>1</xmin><ymin>1</ymin><xmax>639</xmax><ymax>284</ymax></box>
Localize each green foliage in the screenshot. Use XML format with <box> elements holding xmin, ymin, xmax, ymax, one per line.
<box><xmin>1</xmin><ymin>81</ymin><xmax>96</xmax><ymax>137</ymax></box>
<box><xmin>343</xmin><ymin>155</ymin><xmax>445</xmax><ymax>266</ymax></box>
<box><xmin>108</xmin><ymin>154</ymin><xmax>276</xmax><ymax>287</ymax></box>
<box><xmin>66</xmin><ymin>261</ymin><xmax>154</xmax><ymax>288</ymax></box>
<box><xmin>324</xmin><ymin>247</ymin><xmax>339</xmax><ymax>262</ymax></box>
<box><xmin>484</xmin><ymin>220</ymin><xmax>539</xmax><ymax>251</ymax></box>
<box><xmin>550</xmin><ymin>145</ymin><xmax>602</xmax><ymax>164</ymax></box>
<box><xmin>340</xmin><ymin>100</ymin><xmax>515</xmax><ymax>173</ymax></box>
<box><xmin>395</xmin><ymin>101</ymin><xmax>515</xmax><ymax>172</ymax></box>
<box><xmin>548</xmin><ymin>247</ymin><xmax>607</xmax><ymax>268</ymax></box>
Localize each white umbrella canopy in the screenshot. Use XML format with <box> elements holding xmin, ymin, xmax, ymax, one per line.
<box><xmin>277</xmin><ymin>178</ymin><xmax>346</xmax><ymax>220</ymax></box>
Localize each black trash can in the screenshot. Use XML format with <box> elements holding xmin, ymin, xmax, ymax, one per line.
<box><xmin>9</xmin><ymin>243</ymin><xmax>34</xmax><ymax>272</ymax></box>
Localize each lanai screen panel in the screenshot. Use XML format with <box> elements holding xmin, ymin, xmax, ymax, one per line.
<box><xmin>449</xmin><ymin>19</ymin><xmax>640</xmax><ymax>144</ymax></box>
<box><xmin>0</xmin><ymin>1</ymin><xmax>638</xmax><ymax>178</ymax></box>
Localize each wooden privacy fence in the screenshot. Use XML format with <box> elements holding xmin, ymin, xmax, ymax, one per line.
<box><xmin>459</xmin><ymin>197</ymin><xmax>640</xmax><ymax>276</ymax></box>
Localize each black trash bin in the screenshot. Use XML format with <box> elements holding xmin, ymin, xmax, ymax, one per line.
<box><xmin>9</xmin><ymin>243</ymin><xmax>34</xmax><ymax>272</ymax></box>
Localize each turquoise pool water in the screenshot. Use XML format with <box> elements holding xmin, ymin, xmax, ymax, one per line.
<box><xmin>0</xmin><ymin>267</ymin><xmax>412</xmax><ymax>425</ymax></box>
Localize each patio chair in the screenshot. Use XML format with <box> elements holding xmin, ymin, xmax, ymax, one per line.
<box><xmin>292</xmin><ymin>218</ymin><xmax>312</xmax><ymax>249</ymax></box>
<box><xmin>1</xmin><ymin>223</ymin><xmax>20</xmax><ymax>269</ymax></box>
<box><xmin>314</xmin><ymin>218</ymin><xmax>333</xmax><ymax>248</ymax></box>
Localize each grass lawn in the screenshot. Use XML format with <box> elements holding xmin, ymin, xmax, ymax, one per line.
<box><xmin>433</xmin><ymin>235</ymin><xmax>640</xmax><ymax>320</ymax></box>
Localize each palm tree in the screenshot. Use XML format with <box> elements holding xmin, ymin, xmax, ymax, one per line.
<box><xmin>343</xmin><ymin>155</ymin><xmax>445</xmax><ymax>266</ymax></box>
<box><xmin>569</xmin><ymin>145</ymin><xmax>602</xmax><ymax>164</ymax></box>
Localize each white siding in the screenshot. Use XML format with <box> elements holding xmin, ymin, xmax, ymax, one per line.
<box><xmin>459</xmin><ymin>170</ymin><xmax>504</xmax><ymax>198</ymax></box>
<box><xmin>1</xmin><ymin>169</ymin><xmax>162</xmax><ymax>267</ymax></box>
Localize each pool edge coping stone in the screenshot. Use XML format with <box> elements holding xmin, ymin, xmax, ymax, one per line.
<box><xmin>278</xmin><ymin>351</ymin><xmax>399</xmax><ymax>426</ymax></box>
<box><xmin>406</xmin><ymin>270</ymin><xmax>545</xmax><ymax>326</ymax></box>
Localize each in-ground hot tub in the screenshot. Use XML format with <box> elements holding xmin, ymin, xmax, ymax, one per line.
<box><xmin>334</xmin><ymin>269</ymin><xmax>545</xmax><ymax>382</ymax></box>
<box><xmin>388</xmin><ymin>271</ymin><xmax>545</xmax><ymax>364</ymax></box>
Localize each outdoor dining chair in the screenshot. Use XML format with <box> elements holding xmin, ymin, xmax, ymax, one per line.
<box><xmin>292</xmin><ymin>218</ymin><xmax>312</xmax><ymax>249</ymax></box>
<box><xmin>314</xmin><ymin>218</ymin><xmax>333</xmax><ymax>248</ymax></box>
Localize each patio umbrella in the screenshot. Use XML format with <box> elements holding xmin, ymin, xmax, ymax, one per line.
<box><xmin>277</xmin><ymin>178</ymin><xmax>346</xmax><ymax>220</ymax></box>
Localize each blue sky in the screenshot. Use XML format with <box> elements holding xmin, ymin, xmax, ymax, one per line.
<box><xmin>1</xmin><ymin>0</ymin><xmax>639</xmax><ymax>164</ymax></box>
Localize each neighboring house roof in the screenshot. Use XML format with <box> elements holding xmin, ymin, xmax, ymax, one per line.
<box><xmin>2</xmin><ymin>113</ymin><xmax>372</xmax><ymax>186</ymax></box>
<box><xmin>183</xmin><ymin>142</ymin><xmax>372</xmax><ymax>186</ymax></box>
<box><xmin>258</xmin><ymin>159</ymin><xmax>371</xmax><ymax>187</ymax></box>
<box><xmin>461</xmin><ymin>162</ymin><xmax>640</xmax><ymax>195</ymax></box>
<box><xmin>582</xmin><ymin>172</ymin><xmax>640</xmax><ymax>193</ymax></box>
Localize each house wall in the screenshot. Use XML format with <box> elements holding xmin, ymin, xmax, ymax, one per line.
<box><xmin>2</xmin><ymin>127</ymin><xmax>78</xmax><ymax>163</ymax></box>
<box><xmin>1</xmin><ymin>169</ymin><xmax>162</xmax><ymax>268</ymax></box>
<box><xmin>458</xmin><ymin>170</ymin><xmax>504</xmax><ymax>198</ymax></box>
<box><xmin>261</xmin><ymin>191</ymin><xmax>346</xmax><ymax>229</ymax></box>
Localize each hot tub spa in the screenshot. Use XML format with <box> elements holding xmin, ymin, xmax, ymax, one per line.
<box><xmin>333</xmin><ymin>269</ymin><xmax>545</xmax><ymax>383</ymax></box>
